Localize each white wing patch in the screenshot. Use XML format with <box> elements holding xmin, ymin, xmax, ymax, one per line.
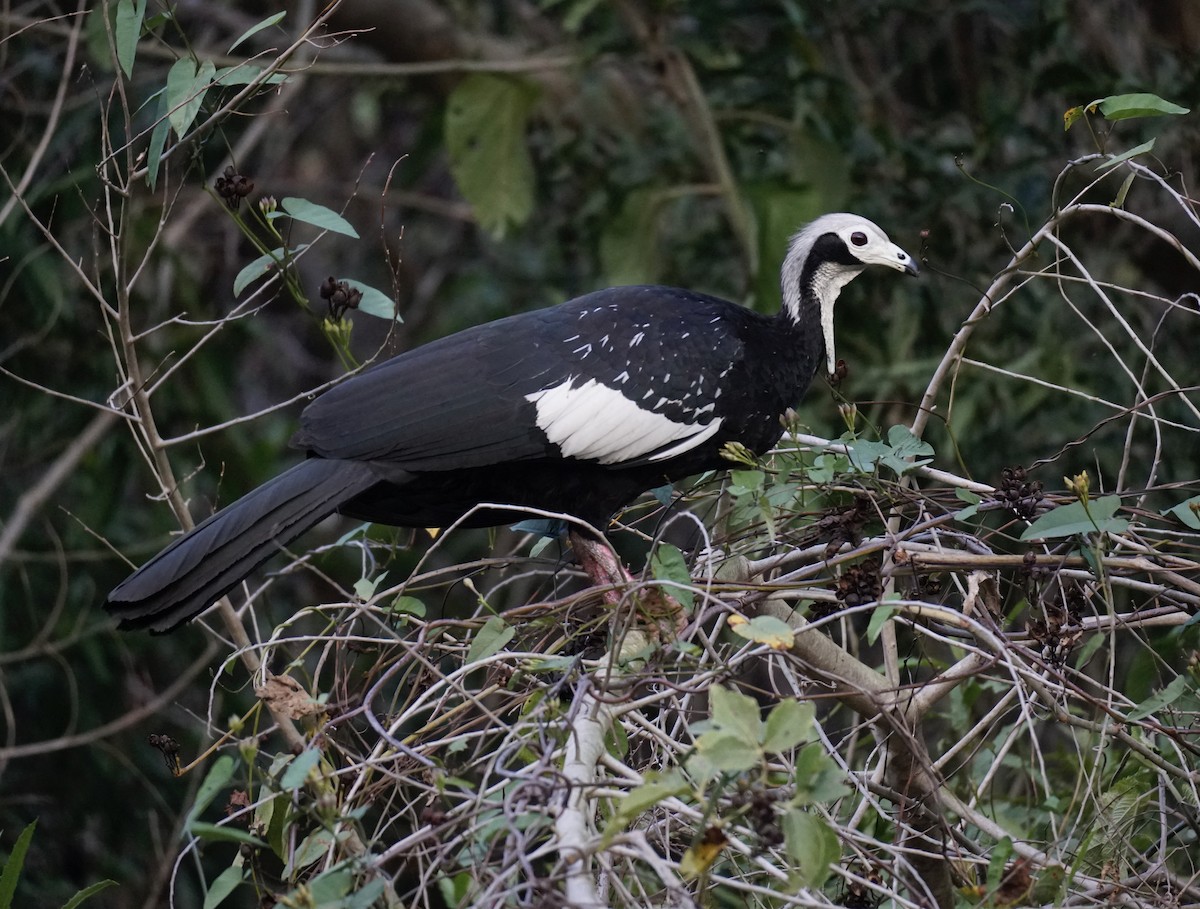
<box><xmin>526</xmin><ymin>378</ymin><xmax>722</xmax><ymax>465</ymax></box>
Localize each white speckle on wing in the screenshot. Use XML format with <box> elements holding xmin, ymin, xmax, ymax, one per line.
<box><xmin>630</xmin><ymin>331</ymin><xmax>645</xmax><ymax>347</ymax></box>
<box><xmin>564</xmin><ymin>334</ymin><xmax>580</xmax><ymax>343</ymax></box>
<box><xmin>614</xmin><ymin>370</ymin><xmax>630</xmax><ymax>384</ymax></box>
<box><xmin>526</xmin><ymin>378</ymin><xmax>723</xmax><ymax>464</ymax></box>
<box><xmin>573</xmin><ymin>343</ymin><xmax>593</xmax><ymax>357</ymax></box>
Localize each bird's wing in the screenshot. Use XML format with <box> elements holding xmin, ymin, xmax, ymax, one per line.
<box><xmin>293</xmin><ymin>288</ymin><xmax>747</xmax><ymax>471</ymax></box>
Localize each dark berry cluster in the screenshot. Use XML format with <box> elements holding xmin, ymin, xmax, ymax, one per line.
<box><xmin>835</xmin><ymin>557</ymin><xmax>883</xmax><ymax>609</ymax></box>
<box><xmin>730</xmin><ymin>783</ymin><xmax>784</xmax><ymax>851</ymax></box>
<box><xmin>997</xmin><ymin>466</ymin><xmax>1043</xmax><ymax>520</ymax></box>
<box><xmin>215</xmin><ymin>165</ymin><xmax>254</xmax><ymax>208</ymax></box>
<box><xmin>320</xmin><ymin>276</ymin><xmax>363</xmax><ymax>320</ymax></box>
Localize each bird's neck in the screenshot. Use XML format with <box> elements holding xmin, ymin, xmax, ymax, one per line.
<box><xmin>782</xmin><ymin>260</ymin><xmax>864</xmax><ymax>377</ymax></box>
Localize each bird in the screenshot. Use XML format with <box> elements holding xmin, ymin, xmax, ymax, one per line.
<box><xmin>106</xmin><ymin>213</ymin><xmax>918</xmax><ymax>632</ymax></box>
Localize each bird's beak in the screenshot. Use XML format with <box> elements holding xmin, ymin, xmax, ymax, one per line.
<box><xmin>859</xmin><ymin>241</ymin><xmax>919</xmax><ymax>276</ymax></box>
<box><xmin>892</xmin><ymin>244</ymin><xmax>919</xmax><ymax>276</ymax></box>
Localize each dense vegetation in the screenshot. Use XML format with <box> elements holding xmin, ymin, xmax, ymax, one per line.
<box><xmin>2</xmin><ymin>2</ymin><xmax>1199</xmax><ymax>907</ymax></box>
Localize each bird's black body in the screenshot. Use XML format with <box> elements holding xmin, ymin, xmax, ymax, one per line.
<box><xmin>302</xmin><ymin>289</ymin><xmax>820</xmax><ymax>526</ymax></box>
<box><xmin>106</xmin><ymin>214</ymin><xmax>916</xmax><ymax>631</ymax></box>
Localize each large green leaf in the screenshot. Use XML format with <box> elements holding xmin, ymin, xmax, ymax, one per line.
<box><xmin>280</xmin><ymin>197</ymin><xmax>359</xmax><ymax>238</ymax></box>
<box><xmin>781</xmin><ymin>809</ymin><xmax>840</xmax><ymax>888</ymax></box>
<box><xmin>761</xmin><ymin>699</ymin><xmax>814</xmax><ymax>753</ymax></box>
<box><xmin>1161</xmin><ymin>494</ymin><xmax>1200</xmax><ymax>530</ymax></box>
<box><xmin>1096</xmin><ymin>93</ymin><xmax>1190</xmax><ymax>121</ymax></box>
<box><xmin>185</xmin><ymin>755</ymin><xmax>236</xmax><ymax>829</ymax></box>
<box><xmin>114</xmin><ymin>0</ymin><xmax>147</xmax><ymax>79</ymax></box>
<box><xmin>709</xmin><ymin>684</ymin><xmax>761</xmax><ymax>741</ymax></box>
<box><xmin>466</xmin><ymin>615</ymin><xmax>514</xmax><ymax>664</ymax></box>
<box><xmin>166</xmin><ymin>58</ymin><xmax>215</xmax><ymax>137</ymax></box>
<box><xmin>1019</xmin><ymin>495</ymin><xmax>1127</xmax><ymax>541</ymax></box>
<box><xmin>650</xmin><ymin>542</ymin><xmax>694</xmax><ymax>611</ymax></box>
<box><xmin>445</xmin><ymin>74</ymin><xmax>539</xmax><ymax>237</ymax></box>
<box><xmin>201</xmin><ymin>865</ymin><xmax>245</xmax><ymax>909</ymax></box>
<box><xmin>1125</xmin><ymin>675</ymin><xmax>1193</xmax><ymax>721</ymax></box>
<box><xmin>0</xmin><ymin>820</ymin><xmax>35</xmax><ymax>909</ymax></box>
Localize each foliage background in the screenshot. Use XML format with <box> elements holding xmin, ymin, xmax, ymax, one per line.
<box><xmin>1</xmin><ymin>1</ymin><xmax>1198</xmax><ymax>906</ymax></box>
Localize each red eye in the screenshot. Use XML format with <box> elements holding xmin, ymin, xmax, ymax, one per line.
<box><xmin>851</xmin><ymin>231</ymin><xmax>868</xmax><ymax>246</ymax></box>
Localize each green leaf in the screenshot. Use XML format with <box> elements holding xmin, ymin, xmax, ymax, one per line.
<box><xmin>1095</xmin><ymin>92</ymin><xmax>1190</xmax><ymax>121</ymax></box>
<box><xmin>1072</xmin><ymin>630</ymin><xmax>1106</xmax><ymax>670</ymax></box>
<box><xmin>343</xmin><ymin>280</ymin><xmax>399</xmax><ymax>319</ymax></box>
<box><xmin>229</xmin><ymin>11</ymin><xmax>286</xmax><ymax>52</ymax></box>
<box><xmin>1162</xmin><ymin>494</ymin><xmax>1200</xmax><ymax>530</ymax></box>
<box><xmin>729</xmin><ymin>613</ymin><xmax>795</xmax><ymax>650</ymax></box>
<box><xmin>985</xmin><ymin>837</ymin><xmax>1015</xmax><ymax>892</ymax></box>
<box><xmin>880</xmin><ymin>424</ymin><xmax>935</xmax><ymax>474</ymax></box>
<box><xmin>792</xmin><ymin>742</ymin><xmax>850</xmax><ymax>804</ymax></box>
<box><xmin>280</xmin><ymin>197</ymin><xmax>359</xmax><ymax>238</ymax></box>
<box><xmin>114</xmin><ymin>0</ymin><xmax>147</xmax><ymax>79</ymax></box>
<box><xmin>866</xmin><ymin>602</ymin><xmax>897</xmax><ymax>645</ymax></box>
<box><xmin>445</xmin><ymin>74</ymin><xmax>539</xmax><ymax>237</ymax></box>
<box><xmin>844</xmin><ymin>426</ymin><xmax>933</xmax><ymax>477</ymax></box>
<box><xmin>1096</xmin><ymin>138</ymin><xmax>1156</xmax><ymax>172</ymax></box>
<box><xmin>279</xmin><ymin>748</ymin><xmax>323</xmax><ymax>791</ymax></box>
<box><xmin>607</xmin><ymin>769</ymin><xmax>690</xmax><ymax>831</ymax></box>
<box><xmin>304</xmin><ymin>867</ymin><xmax>354</xmax><ymax>903</ymax></box>
<box><xmin>761</xmin><ymin>699</ymin><xmax>814</xmax><ymax>754</ymax></box>
<box><xmin>353</xmin><ymin>571</ymin><xmax>386</xmax><ymax>600</ymax></box>
<box><xmin>709</xmin><ymin>683</ymin><xmax>762</xmax><ymax>743</ymax></box>
<box><xmin>188</xmin><ymin>823</ymin><xmax>267</xmax><ymax>848</ymax></box>
<box><xmin>694</xmin><ymin>731</ymin><xmax>761</xmax><ymax>772</ymax></box>
<box><xmin>145</xmin><ymin>92</ymin><xmax>170</xmax><ymax>189</ymax></box>
<box><xmin>781</xmin><ymin>809</ymin><xmax>840</xmax><ymax>888</ymax></box>
<box><xmin>466</xmin><ymin>615</ymin><xmax>514</xmax><ymax>664</ymax></box>
<box><xmin>1019</xmin><ymin>495</ymin><xmax>1127</xmax><ymax>540</ymax></box>
<box><xmin>61</xmin><ymin>880</ymin><xmax>119</xmax><ymax>909</ymax></box>
<box><xmin>201</xmin><ymin>865</ymin><xmax>245</xmax><ymax>909</ymax></box>
<box><xmin>1111</xmin><ymin>170</ymin><xmax>1136</xmax><ymax>208</ymax></box>
<box><xmin>728</xmin><ymin>469</ymin><xmax>765</xmax><ymax>495</ymax></box>
<box><xmin>0</xmin><ymin>819</ymin><xmax>36</xmax><ymax>909</ymax></box>
<box><xmin>1126</xmin><ymin>675</ymin><xmax>1192</xmax><ymax>721</ymax></box>
<box><xmin>345</xmin><ymin>879</ymin><xmax>387</xmax><ymax>909</ymax></box>
<box><xmin>186</xmin><ymin>755</ymin><xmax>236</xmax><ymax>828</ymax></box>
<box><xmin>166</xmin><ymin>58</ymin><xmax>215</xmax><ymax>137</ymax></box>
<box><xmin>286</xmin><ymin>829</ymin><xmax>334</xmax><ymax>874</ymax></box>
<box><xmin>650</xmin><ymin>543</ymin><xmax>694</xmax><ymax>611</ymax></box>
<box><xmin>391</xmin><ymin>595</ymin><xmax>426</xmax><ymax>617</ymax></box>
<box><xmin>955</xmin><ymin>487</ymin><xmax>982</xmax><ymax>521</ymax></box>
<box><xmin>233</xmin><ymin>245</ymin><xmax>307</xmax><ymax>296</ymax></box>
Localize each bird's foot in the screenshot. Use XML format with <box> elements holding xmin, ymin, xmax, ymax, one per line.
<box><xmin>568</xmin><ymin>530</ymin><xmax>686</xmax><ymax>641</ymax></box>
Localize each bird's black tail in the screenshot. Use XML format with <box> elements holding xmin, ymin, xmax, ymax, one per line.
<box><xmin>106</xmin><ymin>459</ymin><xmax>379</xmax><ymax>633</ymax></box>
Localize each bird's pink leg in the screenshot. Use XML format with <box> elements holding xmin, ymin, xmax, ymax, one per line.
<box><xmin>568</xmin><ymin>530</ymin><xmax>633</xmax><ymax>605</ymax></box>
<box><xmin>568</xmin><ymin>529</ymin><xmax>685</xmax><ymax>637</ymax></box>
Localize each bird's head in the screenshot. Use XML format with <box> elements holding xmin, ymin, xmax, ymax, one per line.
<box><xmin>781</xmin><ymin>212</ymin><xmax>918</xmax><ymax>376</ymax></box>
